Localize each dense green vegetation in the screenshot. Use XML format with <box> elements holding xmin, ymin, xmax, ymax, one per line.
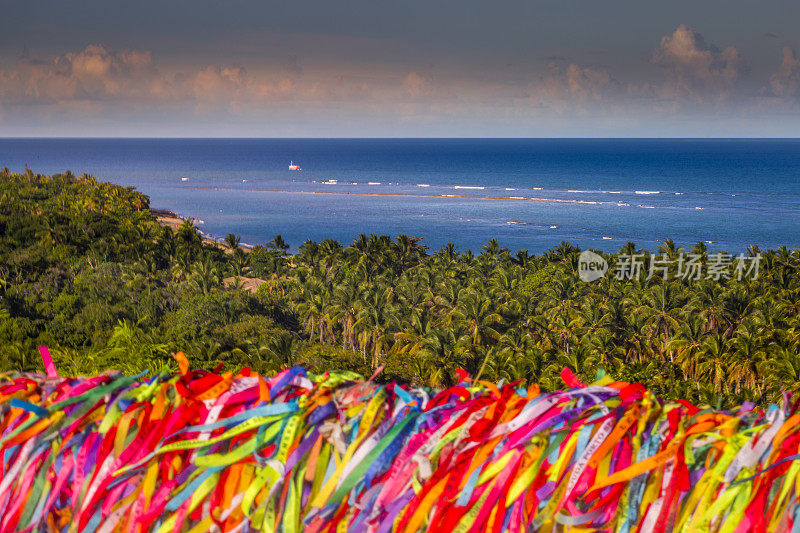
<box><xmin>1</xmin><ymin>169</ymin><xmax>799</xmax><ymax>407</ymax></box>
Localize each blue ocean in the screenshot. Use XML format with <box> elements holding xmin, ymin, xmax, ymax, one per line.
<box><xmin>1</xmin><ymin>138</ymin><xmax>799</xmax><ymax>253</ymax></box>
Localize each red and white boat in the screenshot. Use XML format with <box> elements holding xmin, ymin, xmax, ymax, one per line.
<box><xmin>288</xmin><ymin>161</ymin><xmax>301</xmax><ymax>171</ymax></box>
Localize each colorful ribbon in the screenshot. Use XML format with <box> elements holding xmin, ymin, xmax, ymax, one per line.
<box><xmin>1</xmin><ymin>352</ymin><xmax>800</xmax><ymax>532</ymax></box>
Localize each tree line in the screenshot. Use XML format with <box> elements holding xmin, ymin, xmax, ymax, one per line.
<box><xmin>1</xmin><ymin>169</ymin><xmax>799</xmax><ymax>408</ymax></box>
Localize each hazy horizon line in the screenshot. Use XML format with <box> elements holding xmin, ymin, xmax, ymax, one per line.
<box><xmin>2</xmin><ymin>136</ymin><xmax>800</xmax><ymax>141</ymax></box>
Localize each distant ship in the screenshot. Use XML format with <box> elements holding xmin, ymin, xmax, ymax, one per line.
<box><xmin>288</xmin><ymin>161</ymin><xmax>301</xmax><ymax>171</ymax></box>
<box><xmin>181</xmin><ymin>177</ymin><xmax>189</xmax><ymax>181</ymax></box>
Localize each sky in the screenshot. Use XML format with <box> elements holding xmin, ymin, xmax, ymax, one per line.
<box><xmin>1</xmin><ymin>0</ymin><xmax>799</xmax><ymax>137</ymax></box>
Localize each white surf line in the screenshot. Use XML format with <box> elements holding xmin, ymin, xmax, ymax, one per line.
<box><xmin>182</xmin><ymin>186</ymin><xmax>613</xmax><ymax>207</ymax></box>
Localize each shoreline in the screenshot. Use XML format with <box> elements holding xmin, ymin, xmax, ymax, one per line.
<box><xmin>151</xmin><ymin>208</ymin><xmax>253</xmax><ymax>252</ymax></box>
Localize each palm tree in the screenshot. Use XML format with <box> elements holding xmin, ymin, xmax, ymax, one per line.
<box><xmin>332</xmin><ymin>278</ymin><xmax>361</xmax><ymax>350</ymax></box>
<box><xmin>720</xmin><ymin>287</ymin><xmax>754</xmax><ymax>337</ymax></box>
<box><xmin>436</xmin><ymin>242</ymin><xmax>459</xmax><ymax>265</ymax></box>
<box><xmin>2</xmin><ymin>343</ymin><xmax>40</xmax><ymax>373</ymax></box>
<box><xmin>727</xmin><ymin>324</ymin><xmax>767</xmax><ymax>393</ymax></box>
<box><xmin>416</xmin><ymin>329</ymin><xmax>461</xmax><ymax>386</ymax></box>
<box><xmin>482</xmin><ymin>239</ymin><xmax>502</xmax><ymax>261</ymax></box>
<box><xmin>297</xmin><ymin>281</ymin><xmax>330</xmax><ymax>343</ymax></box>
<box><xmin>489</xmin><ymin>268</ymin><xmax>519</xmax><ymax>303</ymax></box>
<box><xmin>231</xmin><ymin>252</ymin><xmax>249</xmax><ymax>277</ymax></box>
<box><xmin>449</xmin><ymin>292</ymin><xmax>503</xmax><ymax>347</ymax></box>
<box><xmin>298</xmin><ymin>240</ymin><xmax>322</xmax><ymax>275</ymax></box>
<box><xmin>658</xmin><ymin>238</ymin><xmax>684</xmax><ymax>259</ymax></box>
<box><xmin>171</xmin><ymin>253</ymin><xmax>193</xmax><ymax>282</ymax></box>
<box><xmin>394</xmin><ymin>234</ymin><xmax>425</xmax><ymax>272</ymax></box>
<box><xmin>551</xmin><ymin>241</ymin><xmax>579</xmax><ymax>262</ymax></box>
<box><xmin>106</xmin><ymin>319</ymin><xmax>169</xmax><ymax>374</ymax></box>
<box><xmin>264</xmin><ymin>332</ymin><xmax>296</xmax><ymax>369</ymax></box>
<box><xmin>691</xmin><ymin>241</ymin><xmax>708</xmax><ymax>259</ymax></box>
<box><xmin>669</xmin><ymin>315</ymin><xmax>708</xmax><ymax>382</ymax></box>
<box><xmin>354</xmin><ymin>287</ymin><xmax>398</xmax><ymax>368</ymax></box>
<box><xmin>697</xmin><ymin>334</ymin><xmax>731</xmax><ymax>394</ymax></box>
<box><xmin>268</xmin><ymin>235</ymin><xmax>290</xmax><ymax>256</ymax></box>
<box><xmin>225</xmin><ymin>233</ymin><xmax>241</xmax><ymax>252</ymax></box>
<box><xmin>188</xmin><ymin>256</ymin><xmax>221</xmax><ymax>294</ymax></box>
<box><xmin>512</xmin><ymin>249</ymin><xmax>531</xmax><ymax>267</ymax></box>
<box><xmin>619</xmin><ymin>241</ymin><xmax>637</xmax><ymax>256</ymax></box>
<box><xmin>176</xmin><ymin>218</ymin><xmax>203</xmax><ymax>259</ymax></box>
<box><xmin>763</xmin><ymin>345</ymin><xmax>800</xmax><ymax>400</ymax></box>
<box><xmin>319</xmin><ymin>239</ymin><xmax>342</xmax><ymax>271</ymax></box>
<box><xmin>580</xmin><ymin>333</ymin><xmax>617</xmax><ymax>375</ymax></box>
<box><xmin>636</xmin><ymin>284</ymin><xmax>686</xmax><ymax>357</ymax></box>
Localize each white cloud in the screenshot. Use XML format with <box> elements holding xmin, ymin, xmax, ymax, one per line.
<box><xmin>191</xmin><ymin>65</ymin><xmax>252</xmax><ymax>100</ymax></box>
<box><xmin>1</xmin><ymin>34</ymin><xmax>799</xmax><ymax>136</ymax></box>
<box><xmin>651</xmin><ymin>25</ymin><xmax>747</xmax><ymax>102</ymax></box>
<box><xmin>0</xmin><ymin>45</ymin><xmax>169</xmax><ymax>104</ymax></box>
<box><xmin>528</xmin><ymin>62</ymin><xmax>622</xmax><ymax>113</ymax></box>
<box><xmin>0</xmin><ymin>44</ymin><xmax>378</xmax><ymax>120</ymax></box>
<box><xmin>769</xmin><ymin>47</ymin><xmax>800</xmax><ymax>97</ymax></box>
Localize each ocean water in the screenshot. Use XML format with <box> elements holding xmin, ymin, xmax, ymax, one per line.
<box><xmin>1</xmin><ymin>138</ymin><xmax>799</xmax><ymax>254</ymax></box>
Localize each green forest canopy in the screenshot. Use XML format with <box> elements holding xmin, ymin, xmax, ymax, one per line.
<box><xmin>1</xmin><ymin>168</ymin><xmax>799</xmax><ymax>408</ymax></box>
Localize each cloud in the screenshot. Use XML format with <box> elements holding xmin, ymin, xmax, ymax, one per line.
<box><xmin>402</xmin><ymin>71</ymin><xmax>435</xmax><ymax>98</ymax></box>
<box><xmin>190</xmin><ymin>65</ymin><xmax>253</xmax><ymax>100</ymax></box>
<box><xmin>0</xmin><ymin>44</ymin><xmax>379</xmax><ymax>119</ymax></box>
<box><xmin>528</xmin><ymin>62</ymin><xmax>622</xmax><ymax>112</ymax></box>
<box><xmin>1</xmin><ymin>34</ymin><xmax>798</xmax><ymax>136</ymax></box>
<box><xmin>522</xmin><ymin>27</ymin><xmax>756</xmax><ymax>118</ymax></box>
<box><xmin>769</xmin><ymin>47</ymin><xmax>800</xmax><ymax>97</ymax></box>
<box><xmin>0</xmin><ymin>44</ymin><xmax>168</xmax><ymax>104</ymax></box>
<box><xmin>561</xmin><ymin>63</ymin><xmax>619</xmax><ymax>102</ymax></box>
<box><xmin>651</xmin><ymin>25</ymin><xmax>747</xmax><ymax>102</ymax></box>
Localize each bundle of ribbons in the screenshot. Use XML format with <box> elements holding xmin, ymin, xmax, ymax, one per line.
<box><xmin>1</xmin><ymin>348</ymin><xmax>800</xmax><ymax>532</ymax></box>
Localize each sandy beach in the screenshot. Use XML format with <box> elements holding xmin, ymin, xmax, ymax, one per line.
<box><xmin>151</xmin><ymin>208</ymin><xmax>184</xmax><ymax>232</ymax></box>
<box><xmin>151</xmin><ymin>208</ymin><xmax>252</xmax><ymax>253</ymax></box>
